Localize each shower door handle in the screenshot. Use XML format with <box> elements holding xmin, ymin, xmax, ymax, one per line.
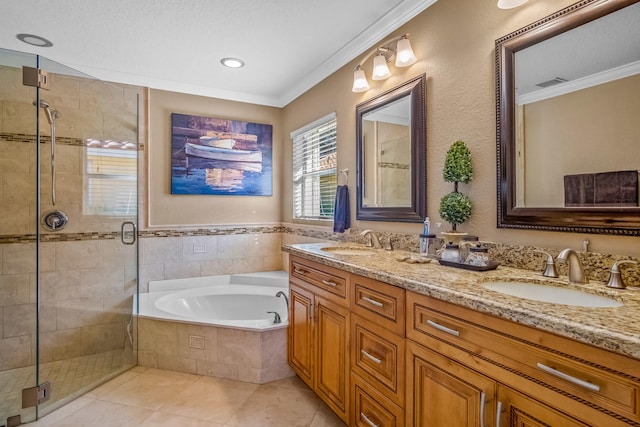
<box><xmin>121</xmin><ymin>221</ymin><xmax>137</xmax><ymax>245</ymax></box>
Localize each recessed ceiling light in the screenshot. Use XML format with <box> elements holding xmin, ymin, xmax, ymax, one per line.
<box><xmin>16</xmin><ymin>33</ymin><xmax>53</xmax><ymax>47</ymax></box>
<box><xmin>221</xmin><ymin>57</ymin><xmax>245</xmax><ymax>68</ymax></box>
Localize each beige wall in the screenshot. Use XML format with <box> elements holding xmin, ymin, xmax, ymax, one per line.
<box><xmin>282</xmin><ymin>0</ymin><xmax>640</xmax><ymax>257</ymax></box>
<box><xmin>522</xmin><ymin>74</ymin><xmax>640</xmax><ymax>206</ymax></box>
<box><xmin>147</xmin><ymin>89</ymin><xmax>283</xmax><ymax>227</ymax></box>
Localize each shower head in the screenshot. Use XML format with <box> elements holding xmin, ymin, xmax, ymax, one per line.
<box><xmin>32</xmin><ymin>99</ymin><xmax>58</xmax><ymax>125</ymax></box>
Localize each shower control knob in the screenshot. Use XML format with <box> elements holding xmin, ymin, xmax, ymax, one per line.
<box><xmin>42</xmin><ymin>210</ymin><xmax>68</xmax><ymax>231</ymax></box>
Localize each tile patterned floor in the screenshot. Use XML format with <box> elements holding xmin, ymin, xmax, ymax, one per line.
<box><xmin>1</xmin><ymin>350</ymin><xmax>130</xmax><ymax>424</ymax></box>
<box><xmin>28</xmin><ymin>367</ymin><xmax>347</xmax><ymax>426</ymax></box>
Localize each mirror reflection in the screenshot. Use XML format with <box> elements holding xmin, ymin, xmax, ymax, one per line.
<box><xmin>356</xmin><ymin>74</ymin><xmax>426</xmax><ymax>222</ymax></box>
<box><xmin>496</xmin><ymin>0</ymin><xmax>640</xmax><ymax>235</ymax></box>
<box><xmin>361</xmin><ymin>96</ymin><xmax>412</xmax><ymax>208</ymax></box>
<box><xmin>514</xmin><ymin>1</ymin><xmax>640</xmax><ymax>208</ymax></box>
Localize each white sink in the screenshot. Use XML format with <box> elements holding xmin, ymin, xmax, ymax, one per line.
<box><xmin>320</xmin><ymin>246</ymin><xmax>377</xmax><ymax>256</ymax></box>
<box><xmin>482</xmin><ymin>281</ymin><xmax>622</xmax><ymax>308</ymax></box>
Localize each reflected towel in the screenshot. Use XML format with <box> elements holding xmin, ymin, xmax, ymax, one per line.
<box><xmin>333</xmin><ymin>185</ymin><xmax>351</xmax><ymax>233</ymax></box>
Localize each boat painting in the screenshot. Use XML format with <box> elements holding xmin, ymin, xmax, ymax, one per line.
<box><xmin>171</xmin><ymin>113</ymin><xmax>272</xmax><ymax>196</ymax></box>
<box><xmin>185</xmin><ymin>142</ymin><xmax>263</xmax><ymax>163</ymax></box>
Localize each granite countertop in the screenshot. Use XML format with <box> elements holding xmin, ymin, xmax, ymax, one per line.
<box><xmin>283</xmin><ymin>242</ymin><xmax>640</xmax><ymax>360</ymax></box>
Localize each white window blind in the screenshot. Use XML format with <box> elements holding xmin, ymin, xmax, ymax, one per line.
<box><xmin>84</xmin><ymin>146</ymin><xmax>137</xmax><ymax>216</ymax></box>
<box><xmin>292</xmin><ymin>114</ymin><xmax>337</xmax><ymax>220</ymax></box>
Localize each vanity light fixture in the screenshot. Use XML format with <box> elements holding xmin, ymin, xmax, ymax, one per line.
<box><xmin>497</xmin><ymin>0</ymin><xmax>528</xmax><ymax>9</ymax></box>
<box><xmin>220</xmin><ymin>57</ymin><xmax>245</xmax><ymax>68</ymax></box>
<box><xmin>352</xmin><ymin>34</ymin><xmax>417</xmax><ymax>93</ymax></box>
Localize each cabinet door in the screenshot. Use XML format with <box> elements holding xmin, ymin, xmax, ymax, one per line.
<box><xmin>316</xmin><ymin>295</ymin><xmax>350</xmax><ymax>422</ymax></box>
<box><xmin>407</xmin><ymin>341</ymin><xmax>495</xmax><ymax>427</ymax></box>
<box><xmin>288</xmin><ymin>285</ymin><xmax>314</xmax><ymax>388</ymax></box>
<box><xmin>497</xmin><ymin>385</ymin><xmax>590</xmax><ymax>427</ymax></box>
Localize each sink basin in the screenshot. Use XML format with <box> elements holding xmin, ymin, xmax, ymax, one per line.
<box><xmin>482</xmin><ymin>281</ymin><xmax>622</xmax><ymax>308</ymax></box>
<box><xmin>320</xmin><ymin>246</ymin><xmax>377</xmax><ymax>256</ymax></box>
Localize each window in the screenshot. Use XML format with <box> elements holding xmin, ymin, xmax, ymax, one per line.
<box><xmin>83</xmin><ymin>140</ymin><xmax>137</xmax><ymax>216</ymax></box>
<box><xmin>292</xmin><ymin>113</ymin><xmax>337</xmax><ymax>220</ymax></box>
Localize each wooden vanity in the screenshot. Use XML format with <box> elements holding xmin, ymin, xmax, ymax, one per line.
<box><xmin>285</xmin><ymin>246</ymin><xmax>640</xmax><ymax>427</ymax></box>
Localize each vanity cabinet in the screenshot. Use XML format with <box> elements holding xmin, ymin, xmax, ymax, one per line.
<box><xmin>288</xmin><ymin>257</ymin><xmax>350</xmax><ymax>422</ymax></box>
<box><xmin>406</xmin><ymin>291</ymin><xmax>640</xmax><ymax>427</ymax></box>
<box><xmin>350</xmin><ymin>274</ymin><xmax>406</xmax><ymax>427</ymax></box>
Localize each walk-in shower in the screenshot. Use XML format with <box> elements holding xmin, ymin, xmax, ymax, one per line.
<box><xmin>0</xmin><ymin>48</ymin><xmax>140</xmax><ymax>425</ymax></box>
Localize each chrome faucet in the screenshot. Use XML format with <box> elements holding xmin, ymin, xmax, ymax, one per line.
<box><xmin>361</xmin><ymin>229</ymin><xmax>382</xmax><ymax>249</ymax></box>
<box><xmin>276</xmin><ymin>291</ymin><xmax>289</xmax><ymax>308</ymax></box>
<box><xmin>556</xmin><ymin>248</ymin><xmax>587</xmax><ymax>284</ymax></box>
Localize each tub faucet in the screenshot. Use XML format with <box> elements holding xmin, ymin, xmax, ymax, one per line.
<box><xmin>361</xmin><ymin>229</ymin><xmax>382</xmax><ymax>249</ymax></box>
<box><xmin>267</xmin><ymin>311</ymin><xmax>281</xmax><ymax>324</ymax></box>
<box><xmin>276</xmin><ymin>291</ymin><xmax>289</xmax><ymax>308</ymax></box>
<box><xmin>556</xmin><ymin>248</ymin><xmax>588</xmax><ymax>284</ymax></box>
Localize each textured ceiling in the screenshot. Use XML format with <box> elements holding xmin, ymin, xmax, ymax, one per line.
<box><xmin>0</xmin><ymin>0</ymin><xmax>436</xmax><ymax>107</ymax></box>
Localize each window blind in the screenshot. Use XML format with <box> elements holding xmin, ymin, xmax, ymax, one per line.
<box><xmin>292</xmin><ymin>115</ymin><xmax>337</xmax><ymax>220</ymax></box>
<box><xmin>84</xmin><ymin>147</ymin><xmax>137</xmax><ymax>216</ymax></box>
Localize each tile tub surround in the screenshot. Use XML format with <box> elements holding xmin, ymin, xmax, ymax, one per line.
<box><xmin>137</xmin><ymin>317</ymin><xmax>294</xmax><ymax>384</ymax></box>
<box><xmin>282</xmin><ymin>242</ymin><xmax>640</xmax><ymax>359</ymax></box>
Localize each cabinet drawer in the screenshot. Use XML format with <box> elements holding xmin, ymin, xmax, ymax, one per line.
<box><xmin>351</xmin><ymin>274</ymin><xmax>405</xmax><ymax>336</ymax></box>
<box><xmin>352</xmin><ymin>314</ymin><xmax>405</xmax><ymax>406</ymax></box>
<box><xmin>352</xmin><ymin>372</ymin><xmax>404</xmax><ymax>427</ymax></box>
<box><xmin>407</xmin><ymin>291</ymin><xmax>640</xmax><ymax>426</ymax></box>
<box><xmin>290</xmin><ymin>257</ymin><xmax>348</xmax><ymax>302</ymax></box>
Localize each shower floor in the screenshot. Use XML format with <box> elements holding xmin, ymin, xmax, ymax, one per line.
<box><xmin>0</xmin><ymin>349</ymin><xmax>132</xmax><ymax>423</ymax></box>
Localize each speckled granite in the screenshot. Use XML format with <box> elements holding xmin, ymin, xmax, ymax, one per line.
<box><xmin>283</xmin><ymin>242</ymin><xmax>640</xmax><ymax>360</ymax></box>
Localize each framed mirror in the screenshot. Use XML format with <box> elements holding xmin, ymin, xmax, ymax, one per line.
<box><xmin>356</xmin><ymin>74</ymin><xmax>426</xmax><ymax>222</ymax></box>
<box><xmin>496</xmin><ymin>0</ymin><xmax>640</xmax><ymax>235</ymax></box>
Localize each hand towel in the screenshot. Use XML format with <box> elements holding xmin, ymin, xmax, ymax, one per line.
<box><xmin>333</xmin><ymin>185</ymin><xmax>351</xmax><ymax>233</ymax></box>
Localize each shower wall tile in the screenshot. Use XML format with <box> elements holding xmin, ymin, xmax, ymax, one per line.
<box><xmin>102</xmin><ymin>239</ymin><xmax>137</xmax><ymax>267</ymax></box>
<box><xmin>0</xmin><ymin>66</ymin><xmax>30</xmax><ymax>104</ymax></box>
<box><xmin>0</xmin><ymin>201</ymin><xmax>31</xmax><ymax>235</ymax></box>
<box><xmin>2</xmin><ymin>242</ymin><xmax>36</xmax><ymax>274</ymax></box>
<box><xmin>46</xmin><ymin>75</ymin><xmax>81</xmax><ymax>110</ymax></box>
<box><xmin>2</xmin><ymin>303</ymin><xmax>34</xmax><ymax>337</ymax></box>
<box><xmin>79</xmin><ymin>79</ymin><xmax>125</xmax><ymax>114</ymax></box>
<box><xmin>80</xmin><ymin>266</ymin><xmax>125</xmax><ymax>297</ymax></box>
<box><xmin>56</xmin><ymin>297</ymin><xmax>105</xmax><ymax>330</ymax></box>
<box><xmin>39</xmin><ymin>270</ymin><xmax>81</xmax><ymax>302</ymax></box>
<box><xmin>0</xmin><ymin>273</ymin><xmax>29</xmax><ymax>307</ymax></box>
<box><xmin>2</xmin><ymin>101</ymin><xmax>35</xmax><ymax>134</ymax></box>
<box><xmin>81</xmin><ymin>323</ymin><xmax>125</xmax><ymax>354</ymax></box>
<box><xmin>0</xmin><ymin>335</ymin><xmax>30</xmax><ymax>370</ymax></box>
<box><xmin>55</xmin><ymin>240</ymin><xmax>102</xmax><ymax>271</ymax></box>
<box><xmin>0</xmin><ymin>139</ymin><xmax>31</xmax><ymax>174</ymax></box>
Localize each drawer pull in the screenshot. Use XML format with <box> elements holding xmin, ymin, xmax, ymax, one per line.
<box><xmin>496</xmin><ymin>400</ymin><xmax>503</xmax><ymax>427</ymax></box>
<box><xmin>361</xmin><ymin>412</ymin><xmax>380</xmax><ymax>427</ymax></box>
<box><xmin>293</xmin><ymin>268</ymin><xmax>306</xmax><ymax>275</ymax></box>
<box><xmin>479</xmin><ymin>392</ymin><xmax>486</xmax><ymax>427</ymax></box>
<box><xmin>361</xmin><ymin>349</ymin><xmax>382</xmax><ymax>364</ymax></box>
<box><xmin>322</xmin><ymin>279</ymin><xmax>338</xmax><ymax>287</ymax></box>
<box><xmin>427</xmin><ymin>319</ymin><xmax>460</xmax><ymax>337</ymax></box>
<box><xmin>536</xmin><ymin>363</ymin><xmax>601</xmax><ymax>392</ymax></box>
<box><xmin>362</xmin><ymin>296</ymin><xmax>384</xmax><ymax>307</ymax></box>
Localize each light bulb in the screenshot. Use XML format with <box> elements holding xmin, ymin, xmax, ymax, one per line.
<box><xmin>352</xmin><ymin>67</ymin><xmax>370</xmax><ymax>92</ymax></box>
<box><xmin>395</xmin><ymin>38</ymin><xmax>417</xmax><ymax>67</ymax></box>
<box><xmin>372</xmin><ymin>54</ymin><xmax>391</xmax><ymax>80</ymax></box>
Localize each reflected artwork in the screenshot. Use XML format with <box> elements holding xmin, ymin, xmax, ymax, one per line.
<box><xmin>171</xmin><ymin>113</ymin><xmax>273</xmax><ymax>196</ymax></box>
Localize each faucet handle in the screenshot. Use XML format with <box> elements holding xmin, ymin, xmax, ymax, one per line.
<box><xmin>535</xmin><ymin>250</ymin><xmax>559</xmax><ymax>278</ymax></box>
<box><xmin>606</xmin><ymin>260</ymin><xmax>638</xmax><ymax>289</ymax></box>
<box><xmin>385</xmin><ymin>237</ymin><xmax>393</xmax><ymax>251</ymax></box>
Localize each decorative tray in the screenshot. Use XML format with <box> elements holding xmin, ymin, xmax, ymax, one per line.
<box><xmin>438</xmin><ymin>259</ymin><xmax>500</xmax><ymax>271</ymax></box>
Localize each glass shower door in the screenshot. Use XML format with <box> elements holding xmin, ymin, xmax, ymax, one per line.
<box><xmin>0</xmin><ymin>48</ymin><xmax>39</xmax><ymax>426</ymax></box>
<box><xmin>0</xmin><ymin>48</ymin><xmax>140</xmax><ymax>424</ymax></box>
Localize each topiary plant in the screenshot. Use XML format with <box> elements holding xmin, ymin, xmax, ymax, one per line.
<box><xmin>439</xmin><ymin>140</ymin><xmax>473</xmax><ymax>231</ymax></box>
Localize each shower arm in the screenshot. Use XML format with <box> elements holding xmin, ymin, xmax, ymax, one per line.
<box><xmin>50</xmin><ymin>118</ymin><xmax>56</xmax><ymax>206</ymax></box>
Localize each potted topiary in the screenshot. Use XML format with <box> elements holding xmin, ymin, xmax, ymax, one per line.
<box><xmin>439</xmin><ymin>140</ymin><xmax>473</xmax><ymax>244</ymax></box>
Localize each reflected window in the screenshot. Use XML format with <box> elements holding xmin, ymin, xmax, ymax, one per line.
<box><xmin>84</xmin><ymin>139</ymin><xmax>137</xmax><ymax>216</ymax></box>
<box><xmin>292</xmin><ymin>113</ymin><xmax>337</xmax><ymax>220</ymax></box>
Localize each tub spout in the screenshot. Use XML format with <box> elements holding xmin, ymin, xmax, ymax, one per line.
<box><xmin>276</xmin><ymin>291</ymin><xmax>289</xmax><ymax>308</ymax></box>
<box><xmin>267</xmin><ymin>311</ymin><xmax>281</xmax><ymax>324</ymax></box>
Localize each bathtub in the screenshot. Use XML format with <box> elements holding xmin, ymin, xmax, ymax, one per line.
<box><xmin>137</xmin><ymin>270</ymin><xmax>289</xmax><ymax>331</ymax></box>
<box><xmin>136</xmin><ymin>270</ymin><xmax>294</xmax><ymax>384</ymax></box>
